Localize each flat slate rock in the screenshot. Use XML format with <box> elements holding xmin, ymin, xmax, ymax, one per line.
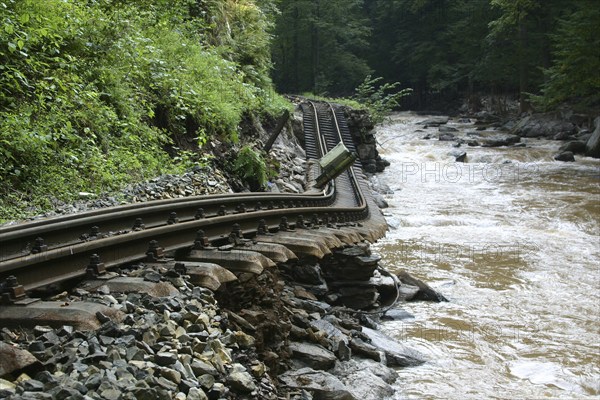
<box><xmin>288</xmin><ymin>342</ymin><xmax>337</xmax><ymax>370</ymax></box>
<box><xmin>362</xmin><ymin>327</ymin><xmax>425</xmax><ymax>367</ymax></box>
<box><xmin>417</xmin><ymin>116</ymin><xmax>449</xmax><ymax>126</ymax></box>
<box><xmin>332</xmin><ymin>359</ymin><xmax>397</xmax><ymax>400</ymax></box>
<box><xmin>279</xmin><ymin>367</ymin><xmax>357</xmax><ymax>400</ymax></box>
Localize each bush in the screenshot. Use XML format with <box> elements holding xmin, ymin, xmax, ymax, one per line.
<box><xmin>354</xmin><ymin>75</ymin><xmax>413</xmax><ymax>123</ymax></box>
<box><xmin>0</xmin><ymin>0</ymin><xmax>285</xmax><ymax>221</ymax></box>
<box><xmin>233</xmin><ymin>145</ymin><xmax>268</xmax><ymax>190</ymax></box>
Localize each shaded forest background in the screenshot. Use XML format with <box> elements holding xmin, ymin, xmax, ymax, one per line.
<box><xmin>0</xmin><ymin>0</ymin><xmax>598</xmax><ymax>219</ymax></box>
<box><xmin>271</xmin><ymin>0</ymin><xmax>600</xmax><ymax>113</ymax></box>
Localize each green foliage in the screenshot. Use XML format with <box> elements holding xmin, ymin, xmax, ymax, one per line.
<box><xmin>301</xmin><ymin>93</ymin><xmax>364</xmax><ymax>110</ymax></box>
<box><xmin>354</xmin><ymin>76</ymin><xmax>413</xmax><ymax>123</ymax></box>
<box><xmin>271</xmin><ymin>0</ymin><xmax>372</xmax><ymax>95</ymax></box>
<box><xmin>0</xmin><ymin>0</ymin><xmax>284</xmax><ymax>221</ymax></box>
<box><xmin>233</xmin><ymin>145</ymin><xmax>268</xmax><ymax>189</ymax></box>
<box><xmin>532</xmin><ymin>2</ymin><xmax>600</xmax><ymax>111</ymax></box>
<box><xmin>272</xmin><ymin>0</ymin><xmax>595</xmax><ymax>112</ymax></box>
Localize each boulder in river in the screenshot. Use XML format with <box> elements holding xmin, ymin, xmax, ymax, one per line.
<box><xmin>438</xmin><ymin>133</ymin><xmax>456</xmax><ymax>141</ymax></box>
<box><xmin>382</xmin><ymin>308</ymin><xmax>415</xmax><ymax>321</ymax></box>
<box><xmin>511</xmin><ymin>113</ymin><xmax>576</xmax><ymax>138</ymax></box>
<box><xmin>479</xmin><ymin>134</ymin><xmax>521</xmax><ymax>147</ymax></box>
<box><xmin>439</xmin><ymin>126</ymin><xmax>458</xmax><ymax>133</ymax></box>
<box><xmin>554</xmin><ymin>151</ymin><xmax>575</xmax><ymax>162</ymax></box>
<box><xmin>361</xmin><ymin>327</ymin><xmax>426</xmax><ymax>367</ymax></box>
<box><xmin>451</xmin><ymin>151</ymin><xmax>467</xmax><ymax>162</ymax></box>
<box><xmin>396</xmin><ymin>270</ymin><xmax>449</xmax><ymax>302</ymax></box>
<box><xmin>558</xmin><ymin>141</ymin><xmax>587</xmax><ymax>155</ymax></box>
<box><xmin>418</xmin><ymin>116</ymin><xmax>449</xmax><ymax>126</ymax></box>
<box><xmin>585</xmin><ymin>117</ymin><xmax>600</xmax><ymax>158</ymax></box>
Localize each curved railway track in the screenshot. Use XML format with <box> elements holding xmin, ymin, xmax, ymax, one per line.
<box><xmin>0</xmin><ymin>101</ymin><xmax>387</xmax><ymax>297</ymax></box>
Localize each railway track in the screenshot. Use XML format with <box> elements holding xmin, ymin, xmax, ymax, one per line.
<box><xmin>0</xmin><ymin>101</ymin><xmax>387</xmax><ymax>300</ymax></box>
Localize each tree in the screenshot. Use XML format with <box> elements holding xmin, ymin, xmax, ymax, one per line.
<box><xmin>367</xmin><ymin>0</ymin><xmax>494</xmax><ymax>108</ymax></box>
<box><xmin>534</xmin><ymin>0</ymin><xmax>600</xmax><ymax>111</ymax></box>
<box><xmin>271</xmin><ymin>0</ymin><xmax>371</xmax><ymax>95</ymax></box>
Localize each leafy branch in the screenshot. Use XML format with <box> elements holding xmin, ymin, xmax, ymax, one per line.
<box><xmin>354</xmin><ymin>75</ymin><xmax>412</xmax><ymax>123</ymax></box>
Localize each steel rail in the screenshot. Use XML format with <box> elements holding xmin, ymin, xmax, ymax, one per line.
<box><xmin>0</xmin><ymin>101</ymin><xmax>380</xmax><ymax>294</ymax></box>
<box><xmin>326</xmin><ymin>102</ymin><xmax>366</xmax><ymax>209</ymax></box>
<box><xmin>0</xmin><ymin>179</ymin><xmax>335</xmax><ymax>262</ymax></box>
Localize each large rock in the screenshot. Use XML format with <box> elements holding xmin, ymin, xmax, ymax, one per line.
<box><xmin>479</xmin><ymin>134</ymin><xmax>521</xmax><ymax>147</ymax></box>
<box><xmin>332</xmin><ymin>359</ymin><xmax>397</xmax><ymax>400</ymax></box>
<box><xmin>0</xmin><ymin>343</ymin><xmax>43</xmax><ymax>378</ymax></box>
<box><xmin>396</xmin><ymin>270</ymin><xmax>448</xmax><ymax>302</ymax></box>
<box><xmin>559</xmin><ymin>141</ymin><xmax>587</xmax><ymax>154</ymax></box>
<box><xmin>451</xmin><ymin>151</ymin><xmax>467</xmax><ymax>162</ymax></box>
<box><xmin>310</xmin><ymin>320</ymin><xmax>347</xmax><ymax>345</ymax></box>
<box><xmin>279</xmin><ymin>368</ymin><xmax>357</xmax><ymax>400</ymax></box>
<box><xmin>336</xmin><ymin>286</ymin><xmax>379</xmax><ymax>309</ymax></box>
<box><xmin>357</xmin><ymin>144</ymin><xmax>377</xmax><ymax>160</ymax></box>
<box><xmin>288</xmin><ymin>342</ymin><xmax>337</xmax><ymax>370</ymax></box>
<box><xmin>585</xmin><ymin>117</ymin><xmax>600</xmax><ymax>158</ymax></box>
<box><xmin>362</xmin><ymin>328</ymin><xmax>426</xmax><ymax>367</ymax></box>
<box><xmin>511</xmin><ymin>114</ymin><xmax>576</xmax><ymax>138</ymax></box>
<box><xmin>554</xmin><ymin>151</ymin><xmax>575</xmax><ymax>162</ymax></box>
<box><xmin>371</xmin><ymin>192</ymin><xmax>389</xmax><ymax>209</ymax></box>
<box><xmin>438</xmin><ymin>133</ymin><xmax>456</xmax><ymax>141</ymax></box>
<box><xmin>325</xmin><ymin>247</ymin><xmax>380</xmax><ymax>282</ymax></box>
<box><xmin>417</xmin><ymin>116</ymin><xmax>449</xmax><ymax>126</ymax></box>
<box><xmin>226</xmin><ymin>364</ymin><xmax>256</xmax><ymax>394</ymax></box>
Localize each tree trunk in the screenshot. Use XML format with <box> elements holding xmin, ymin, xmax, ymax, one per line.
<box><xmin>311</xmin><ymin>0</ymin><xmax>320</xmax><ymax>92</ymax></box>
<box><xmin>518</xmin><ymin>19</ymin><xmax>530</xmax><ymax>113</ymax></box>
<box><xmin>292</xmin><ymin>5</ymin><xmax>299</xmax><ymax>92</ymax></box>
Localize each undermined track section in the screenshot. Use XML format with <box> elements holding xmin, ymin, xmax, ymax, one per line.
<box><xmin>0</xmin><ymin>101</ymin><xmax>388</xmax><ymax>307</ymax></box>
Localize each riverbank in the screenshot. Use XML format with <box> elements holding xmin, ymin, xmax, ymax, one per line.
<box><xmin>1</xmin><ymin>103</ymin><xmax>450</xmax><ymax>399</ymax></box>
<box><xmin>0</xmin><ymin>199</ymin><xmax>447</xmax><ymax>398</ymax></box>
<box><xmin>0</xmin><ymin>243</ymin><xmax>439</xmax><ymax>399</ymax></box>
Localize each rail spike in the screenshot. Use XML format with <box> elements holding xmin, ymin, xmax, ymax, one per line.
<box><xmin>31</xmin><ymin>237</ymin><xmax>48</xmax><ymax>254</ymax></box>
<box><xmin>296</xmin><ymin>215</ymin><xmax>307</xmax><ymax>229</ymax></box>
<box><xmin>86</xmin><ymin>254</ymin><xmax>106</xmax><ymax>278</ymax></box>
<box><xmin>167</xmin><ymin>212</ymin><xmax>179</xmax><ymax>225</ymax></box>
<box><xmin>279</xmin><ymin>216</ymin><xmax>293</xmax><ymax>232</ymax></box>
<box><xmin>132</xmin><ymin>218</ymin><xmax>145</xmax><ymax>231</ymax></box>
<box><xmin>195</xmin><ymin>208</ymin><xmax>205</xmax><ymax>219</ymax></box>
<box><xmin>311</xmin><ymin>214</ymin><xmax>320</xmax><ymax>228</ymax></box>
<box><xmin>90</xmin><ymin>226</ymin><xmax>100</xmax><ymax>238</ymax></box>
<box><xmin>257</xmin><ymin>219</ymin><xmax>271</xmax><ymax>236</ymax></box>
<box><xmin>194</xmin><ymin>230</ymin><xmax>210</xmax><ymax>250</ymax></box>
<box><xmin>1</xmin><ymin>275</ymin><xmax>26</xmax><ymax>305</ymax></box>
<box><xmin>229</xmin><ymin>223</ymin><xmax>245</xmax><ymax>246</ymax></box>
<box><xmin>146</xmin><ymin>240</ymin><xmax>164</xmax><ymax>262</ymax></box>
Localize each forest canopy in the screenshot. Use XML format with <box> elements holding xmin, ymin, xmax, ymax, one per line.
<box><xmin>271</xmin><ymin>0</ymin><xmax>600</xmax><ymax>112</ymax></box>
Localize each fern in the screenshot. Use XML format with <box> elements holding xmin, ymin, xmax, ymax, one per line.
<box><xmin>234</xmin><ymin>145</ymin><xmax>267</xmax><ymax>189</ymax></box>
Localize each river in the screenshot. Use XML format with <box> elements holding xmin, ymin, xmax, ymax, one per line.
<box><xmin>371</xmin><ymin>112</ymin><xmax>600</xmax><ymax>399</ymax></box>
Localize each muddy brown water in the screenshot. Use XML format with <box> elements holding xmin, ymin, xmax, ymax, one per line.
<box><xmin>372</xmin><ymin>113</ymin><xmax>600</xmax><ymax>399</ymax></box>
